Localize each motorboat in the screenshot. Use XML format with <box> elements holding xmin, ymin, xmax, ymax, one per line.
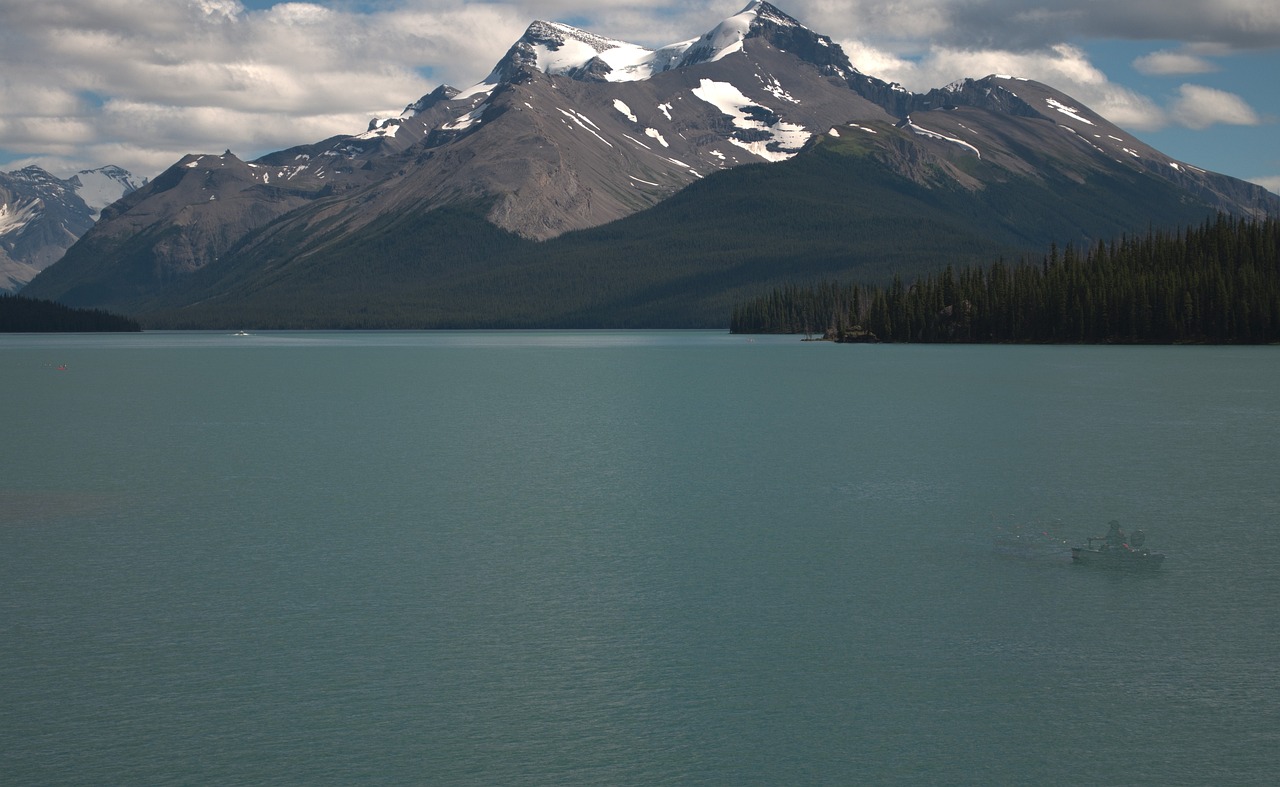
<box><xmin>1072</xmin><ymin>521</ymin><xmax>1164</xmax><ymax>568</ymax></box>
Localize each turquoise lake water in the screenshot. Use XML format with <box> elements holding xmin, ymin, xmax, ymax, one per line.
<box><xmin>2</xmin><ymin>331</ymin><xmax>1278</xmax><ymax>784</ymax></box>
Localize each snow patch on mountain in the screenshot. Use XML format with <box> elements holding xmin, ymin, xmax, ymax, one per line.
<box><xmin>622</xmin><ymin>134</ymin><xmax>652</xmax><ymax>150</ymax></box>
<box><xmin>1062</xmin><ymin>126</ymin><xmax>1107</xmax><ymax>154</ymax></box>
<box><xmin>613</xmin><ymin>100</ymin><xmax>637</xmax><ymax>123</ymax></box>
<box><xmin>0</xmin><ymin>199</ymin><xmax>42</xmax><ymax>236</ymax></box>
<box><xmin>759</xmin><ymin>74</ymin><xmax>799</xmax><ymax>104</ymax></box>
<box><xmin>904</xmin><ymin>117</ymin><xmax>981</xmax><ymax>159</ymax></box>
<box><xmin>557</xmin><ymin>108</ymin><xmax>613</xmax><ymax>147</ymax></box>
<box><xmin>596</xmin><ymin>44</ymin><xmax>673</xmax><ymax>82</ymax></box>
<box><xmin>454</xmin><ymin>82</ymin><xmax>496</xmax><ymax>102</ymax></box>
<box><xmin>693</xmin><ymin>9</ymin><xmax>752</xmax><ymax>62</ymax></box>
<box><xmin>514</xmin><ymin>20</ymin><xmax>690</xmax><ymax>84</ymax></box>
<box><xmin>357</xmin><ymin>118</ymin><xmax>402</xmax><ymax>140</ymax></box>
<box><xmin>531</xmin><ymin>24</ymin><xmax>644</xmax><ymax>77</ymax></box>
<box><xmin>72</xmin><ymin>166</ymin><xmax>142</xmax><ymax>216</ymax></box>
<box><xmin>691</xmin><ymin>78</ymin><xmax>810</xmax><ymax>162</ymax></box>
<box><xmin>1045</xmin><ymin>97</ymin><xmax>1094</xmax><ymax>126</ymax></box>
<box><xmin>676</xmin><ymin>1</ymin><xmax>800</xmax><ymax>68</ymax></box>
<box><xmin>443</xmin><ymin>104</ymin><xmax>488</xmax><ymax>131</ymax></box>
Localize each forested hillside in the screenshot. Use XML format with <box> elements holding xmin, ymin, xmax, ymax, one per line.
<box><xmin>0</xmin><ymin>294</ymin><xmax>141</xmax><ymax>332</ymax></box>
<box><xmin>730</xmin><ymin>214</ymin><xmax>1280</xmax><ymax>344</ymax></box>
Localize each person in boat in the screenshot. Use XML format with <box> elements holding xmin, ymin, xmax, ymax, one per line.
<box><xmin>1104</xmin><ymin>520</ymin><xmax>1127</xmax><ymax>548</ymax></box>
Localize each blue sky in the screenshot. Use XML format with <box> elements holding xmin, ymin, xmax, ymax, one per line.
<box><xmin>1</xmin><ymin>1</ymin><xmax>1276</xmax><ymax>193</ymax></box>
<box><xmin>1076</xmin><ymin>39</ymin><xmax>1279</xmax><ymax>184</ymax></box>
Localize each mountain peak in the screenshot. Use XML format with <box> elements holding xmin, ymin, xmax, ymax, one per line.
<box><xmin>483</xmin><ymin>18</ymin><xmax>664</xmax><ymax>84</ymax></box>
<box><xmin>671</xmin><ymin>1</ymin><xmax>804</xmax><ymax>68</ymax></box>
<box><xmin>467</xmin><ymin>2</ymin><xmax>843</xmax><ymax>88</ymax></box>
<box><xmin>741</xmin><ymin>1</ymin><xmax>803</xmax><ymax>27</ymax></box>
<box><xmin>72</xmin><ymin>165</ymin><xmax>143</xmax><ymax>215</ymax></box>
<box><xmin>522</xmin><ymin>20</ymin><xmax>635</xmax><ymax>55</ymax></box>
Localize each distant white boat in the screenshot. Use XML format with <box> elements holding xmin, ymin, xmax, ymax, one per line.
<box><xmin>233</xmin><ymin>331</ymin><xmax>251</xmax><ymax>336</ymax></box>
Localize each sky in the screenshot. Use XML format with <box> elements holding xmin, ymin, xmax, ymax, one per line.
<box><xmin>1</xmin><ymin>0</ymin><xmax>1276</xmax><ymax>194</ymax></box>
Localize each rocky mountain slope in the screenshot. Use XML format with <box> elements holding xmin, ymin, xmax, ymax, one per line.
<box><xmin>1</xmin><ymin>165</ymin><xmax>141</xmax><ymax>291</ymax></box>
<box><xmin>22</xmin><ymin>2</ymin><xmax>1279</xmax><ymax>325</ymax></box>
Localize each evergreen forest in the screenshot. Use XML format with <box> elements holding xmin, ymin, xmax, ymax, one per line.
<box><xmin>730</xmin><ymin>214</ymin><xmax>1280</xmax><ymax>344</ymax></box>
<box><xmin>0</xmin><ymin>294</ymin><xmax>142</xmax><ymax>332</ymax></box>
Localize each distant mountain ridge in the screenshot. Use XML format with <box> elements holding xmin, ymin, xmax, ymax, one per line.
<box><xmin>1</xmin><ymin>165</ymin><xmax>142</xmax><ymax>291</ymax></box>
<box><xmin>22</xmin><ymin>1</ymin><xmax>1280</xmax><ymax>326</ymax></box>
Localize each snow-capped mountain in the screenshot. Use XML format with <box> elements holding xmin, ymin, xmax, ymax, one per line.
<box><xmin>72</xmin><ymin>166</ymin><xmax>146</xmax><ymax>218</ymax></box>
<box><xmin>479</xmin><ymin>2</ymin><xmax>832</xmax><ymax>85</ymax></box>
<box><xmin>1</xmin><ymin>165</ymin><xmax>142</xmax><ymax>290</ymax></box>
<box><xmin>23</xmin><ymin>2</ymin><xmax>1280</xmax><ymax>325</ymax></box>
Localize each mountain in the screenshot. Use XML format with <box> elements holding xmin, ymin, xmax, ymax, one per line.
<box><xmin>71</xmin><ymin>166</ymin><xmax>147</xmax><ymax>217</ymax></box>
<box><xmin>23</xmin><ymin>1</ymin><xmax>1280</xmax><ymax>327</ymax></box>
<box><xmin>1</xmin><ymin>165</ymin><xmax>142</xmax><ymax>291</ymax></box>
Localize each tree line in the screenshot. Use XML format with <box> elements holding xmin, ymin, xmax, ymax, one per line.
<box><xmin>730</xmin><ymin>214</ymin><xmax>1280</xmax><ymax>344</ymax></box>
<box><xmin>0</xmin><ymin>293</ymin><xmax>141</xmax><ymax>332</ymax></box>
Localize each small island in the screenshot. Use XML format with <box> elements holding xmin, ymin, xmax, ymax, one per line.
<box><xmin>0</xmin><ymin>293</ymin><xmax>141</xmax><ymax>333</ymax></box>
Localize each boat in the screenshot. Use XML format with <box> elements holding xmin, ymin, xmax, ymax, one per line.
<box><xmin>1071</xmin><ymin>520</ymin><xmax>1164</xmax><ymax>568</ymax></box>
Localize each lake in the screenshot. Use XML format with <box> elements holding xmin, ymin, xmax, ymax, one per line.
<box><xmin>2</xmin><ymin>331</ymin><xmax>1278</xmax><ymax>784</ymax></box>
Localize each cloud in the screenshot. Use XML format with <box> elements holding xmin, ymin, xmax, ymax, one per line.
<box><xmin>1133</xmin><ymin>50</ymin><xmax>1220</xmax><ymax>75</ymax></box>
<box><xmin>1251</xmin><ymin>176</ymin><xmax>1280</xmax><ymax>195</ymax></box>
<box><xmin>2</xmin><ymin>1</ymin><xmax>1278</xmax><ymax>180</ymax></box>
<box><xmin>842</xmin><ymin>36</ymin><xmax>1268</xmax><ymax>135</ymax></box>
<box><xmin>923</xmin><ymin>0</ymin><xmax>1280</xmax><ymax>50</ymax></box>
<box><xmin>733</xmin><ymin>1</ymin><xmax>1280</xmax><ymax>52</ymax></box>
<box><xmin>844</xmin><ymin>41</ymin><xmax>1170</xmax><ymax>131</ymax></box>
<box><xmin>1169</xmin><ymin>84</ymin><xmax>1263</xmax><ymax>129</ymax></box>
<box><xmin>0</xmin><ymin>0</ymin><xmax>531</xmax><ymax>176</ymax></box>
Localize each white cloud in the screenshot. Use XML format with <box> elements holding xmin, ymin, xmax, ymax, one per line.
<box><xmin>1251</xmin><ymin>176</ymin><xmax>1280</xmax><ymax>195</ymax></box>
<box><xmin>845</xmin><ymin>40</ymin><xmax>1169</xmax><ymax>131</ymax></box>
<box><xmin>1133</xmin><ymin>51</ymin><xmax>1219</xmax><ymax>75</ymax></box>
<box><xmin>839</xmin><ymin>40</ymin><xmax>918</xmax><ymax>80</ymax></box>
<box><xmin>1170</xmin><ymin>84</ymin><xmax>1263</xmax><ymax>129</ymax></box>
<box><xmin>1</xmin><ymin>1</ymin><xmax>1278</xmax><ymax>181</ymax></box>
<box><xmin>842</xmin><ymin>35</ymin><xmax>1268</xmax><ymax>136</ymax></box>
<box><xmin>0</xmin><ymin>0</ymin><xmax>530</xmax><ymax>176</ymax></box>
